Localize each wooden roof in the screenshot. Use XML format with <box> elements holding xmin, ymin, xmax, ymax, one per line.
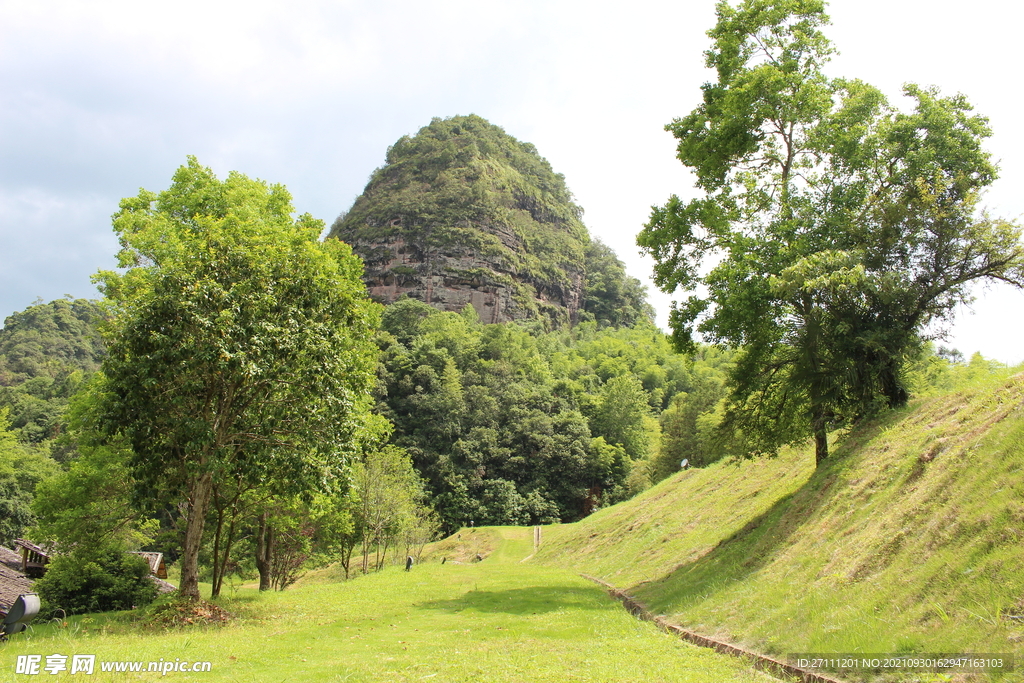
<box><xmin>0</xmin><ymin>548</ymin><xmax>33</xmax><ymax>617</ymax></box>
<box><xmin>129</xmin><ymin>552</ymin><xmax>164</xmax><ymax>576</ymax></box>
<box><xmin>13</xmin><ymin>539</ymin><xmax>50</xmax><ymax>558</ymax></box>
<box><xmin>0</xmin><ymin>546</ymin><xmax>22</xmax><ymax>572</ymax></box>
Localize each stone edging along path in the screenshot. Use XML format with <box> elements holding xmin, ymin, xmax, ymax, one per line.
<box><xmin>581</xmin><ymin>575</ymin><xmax>845</xmax><ymax>683</ymax></box>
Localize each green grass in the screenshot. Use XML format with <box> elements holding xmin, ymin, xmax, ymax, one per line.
<box><xmin>3</xmin><ymin>527</ymin><xmax>773</xmax><ymax>682</ymax></box>
<box><xmin>12</xmin><ymin>378</ymin><xmax>1023</xmax><ymax>682</ymax></box>
<box><xmin>533</xmin><ymin>374</ymin><xmax>1024</xmax><ymax>682</ymax></box>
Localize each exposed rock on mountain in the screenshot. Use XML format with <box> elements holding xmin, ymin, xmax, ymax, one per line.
<box><xmin>328</xmin><ymin>115</ymin><xmax>589</xmax><ymax>325</ymax></box>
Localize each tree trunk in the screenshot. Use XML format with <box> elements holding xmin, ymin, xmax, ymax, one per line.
<box><xmin>255</xmin><ymin>511</ymin><xmax>273</xmax><ymax>592</ymax></box>
<box><xmin>801</xmin><ymin>299</ymin><xmax>830</xmax><ymax>467</ymax></box>
<box><xmin>813</xmin><ymin>417</ymin><xmax>829</xmax><ymax>467</ymax></box>
<box><xmin>179</xmin><ymin>471</ymin><xmax>214</xmax><ymax>601</ymax></box>
<box><xmin>212</xmin><ymin>513</ymin><xmax>238</xmax><ymax>598</ymax></box>
<box><xmin>880</xmin><ymin>362</ymin><xmax>909</xmax><ymax>409</ymax></box>
<box><xmin>210</xmin><ymin>503</ymin><xmax>225</xmax><ymax>598</ymax></box>
<box><xmin>810</xmin><ymin>385</ymin><xmax>830</xmax><ymax>466</ymax></box>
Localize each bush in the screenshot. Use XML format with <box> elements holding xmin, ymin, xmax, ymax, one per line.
<box><xmin>34</xmin><ymin>547</ymin><xmax>158</xmax><ymax>615</ymax></box>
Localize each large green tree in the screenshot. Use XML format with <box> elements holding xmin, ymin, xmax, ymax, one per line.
<box><xmin>95</xmin><ymin>157</ymin><xmax>381</xmax><ymax>600</ymax></box>
<box><xmin>638</xmin><ymin>0</ymin><xmax>1024</xmax><ymax>464</ymax></box>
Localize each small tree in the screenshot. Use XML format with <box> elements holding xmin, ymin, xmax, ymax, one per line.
<box><xmin>95</xmin><ymin>158</ymin><xmax>381</xmax><ymax>599</ymax></box>
<box><xmin>353</xmin><ymin>445</ymin><xmax>426</xmax><ymax>573</ymax></box>
<box><xmin>34</xmin><ymin>546</ymin><xmax>157</xmax><ymax>615</ymax></box>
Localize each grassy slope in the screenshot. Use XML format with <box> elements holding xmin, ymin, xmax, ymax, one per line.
<box><xmin>534</xmin><ymin>375</ymin><xmax>1024</xmax><ymax>679</ymax></box>
<box><xmin>4</xmin><ymin>527</ymin><xmax>772</xmax><ymax>682</ymax></box>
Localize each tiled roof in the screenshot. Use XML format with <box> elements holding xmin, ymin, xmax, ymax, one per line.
<box><xmin>151</xmin><ymin>577</ymin><xmax>177</xmax><ymax>594</ymax></box>
<box><xmin>0</xmin><ymin>546</ymin><xmax>22</xmax><ymax>572</ymax></box>
<box><xmin>0</xmin><ymin>563</ymin><xmax>33</xmax><ymax>617</ymax></box>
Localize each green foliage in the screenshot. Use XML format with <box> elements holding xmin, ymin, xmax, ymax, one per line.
<box><xmin>93</xmin><ymin>156</ymin><xmax>381</xmax><ymax>599</ymax></box>
<box><xmin>638</xmin><ymin>0</ymin><xmax>1024</xmax><ymax>464</ymax></box>
<box><xmin>0</xmin><ymin>475</ymin><xmax>33</xmax><ymax>546</ymax></box>
<box><xmin>0</xmin><ymin>298</ymin><xmax>105</xmax><ymax>384</ymax></box>
<box><xmin>0</xmin><ymin>407</ymin><xmax>59</xmax><ymax>545</ymax></box>
<box><xmin>592</xmin><ymin>374</ymin><xmax>649</xmax><ymax>461</ymax></box>
<box><xmin>581</xmin><ymin>239</ymin><xmax>654</xmax><ymax>328</ymax></box>
<box><xmin>349</xmin><ymin>444</ymin><xmax>434</xmax><ymax>574</ymax></box>
<box><xmin>656</xmin><ymin>384</ymin><xmax>723</xmax><ymax>474</ymax></box>
<box><xmin>34</xmin><ymin>545</ymin><xmax>158</xmax><ymax>615</ymax></box>
<box><xmin>906</xmin><ymin>344</ymin><xmax>1020</xmax><ymax>397</ymax></box>
<box><xmin>0</xmin><ymin>298</ymin><xmax>104</xmax><ymax>446</ymax></box>
<box><xmin>29</xmin><ymin>380</ymin><xmax>154</xmax><ymax>553</ymax></box>
<box><xmin>376</xmin><ymin>299</ymin><xmax>733</xmax><ymax>530</ymax></box>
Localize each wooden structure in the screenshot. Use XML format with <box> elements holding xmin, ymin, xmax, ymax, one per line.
<box><xmin>130</xmin><ymin>552</ymin><xmax>168</xmax><ymax>579</ymax></box>
<box><xmin>13</xmin><ymin>539</ymin><xmax>50</xmax><ymax>579</ymax></box>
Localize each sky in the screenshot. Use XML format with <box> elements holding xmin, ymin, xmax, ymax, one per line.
<box><xmin>2</xmin><ymin>0</ymin><xmax>1022</xmax><ymax>364</ymax></box>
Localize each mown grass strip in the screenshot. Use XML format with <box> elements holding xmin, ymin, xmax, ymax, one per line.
<box><xmin>3</xmin><ymin>527</ymin><xmax>774</xmax><ymax>682</ymax></box>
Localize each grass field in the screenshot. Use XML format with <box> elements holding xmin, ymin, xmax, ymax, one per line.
<box><xmin>10</xmin><ymin>378</ymin><xmax>1023</xmax><ymax>682</ymax></box>
<box><xmin>535</xmin><ymin>375</ymin><xmax>1024</xmax><ymax>682</ymax></box>
<box><xmin>3</xmin><ymin>527</ymin><xmax>774</xmax><ymax>682</ymax></box>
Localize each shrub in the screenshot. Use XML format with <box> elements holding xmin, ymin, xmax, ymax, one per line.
<box><xmin>34</xmin><ymin>547</ymin><xmax>158</xmax><ymax>615</ymax></box>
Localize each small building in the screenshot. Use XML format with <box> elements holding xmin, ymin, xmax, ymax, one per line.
<box><xmin>130</xmin><ymin>552</ymin><xmax>168</xmax><ymax>579</ymax></box>
<box><xmin>13</xmin><ymin>539</ymin><xmax>50</xmax><ymax>579</ymax></box>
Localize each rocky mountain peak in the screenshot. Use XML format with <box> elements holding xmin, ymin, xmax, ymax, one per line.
<box><xmin>328</xmin><ymin>115</ymin><xmax>589</xmax><ymax>326</ymax></box>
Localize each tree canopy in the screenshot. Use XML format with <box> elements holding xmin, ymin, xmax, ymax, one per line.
<box><xmin>0</xmin><ymin>298</ymin><xmax>105</xmax><ymax>445</ymax></box>
<box><xmin>94</xmin><ymin>157</ymin><xmax>381</xmax><ymax>599</ymax></box>
<box><xmin>638</xmin><ymin>0</ymin><xmax>1024</xmax><ymax>464</ymax></box>
<box><xmin>371</xmin><ymin>297</ymin><xmax>742</xmax><ymax>530</ymax></box>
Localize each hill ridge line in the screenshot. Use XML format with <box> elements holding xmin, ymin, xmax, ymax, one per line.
<box><xmin>581</xmin><ymin>574</ymin><xmax>845</xmax><ymax>683</ymax></box>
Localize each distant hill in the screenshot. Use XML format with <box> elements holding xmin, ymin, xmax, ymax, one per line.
<box><xmin>0</xmin><ymin>298</ymin><xmax>105</xmax><ymax>443</ymax></box>
<box><xmin>329</xmin><ymin>115</ymin><xmax>649</xmax><ymax>327</ymax></box>
<box><xmin>534</xmin><ymin>374</ymin><xmax>1024</xmax><ymax>668</ymax></box>
<box><xmin>0</xmin><ymin>298</ymin><xmax>105</xmax><ymax>386</ymax></box>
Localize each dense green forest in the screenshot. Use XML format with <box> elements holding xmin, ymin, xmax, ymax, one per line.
<box><xmin>373</xmin><ymin>296</ymin><xmax>733</xmax><ymax>531</ymax></box>
<box><xmin>0</xmin><ymin>298</ymin><xmax>105</xmax><ymax>446</ymax></box>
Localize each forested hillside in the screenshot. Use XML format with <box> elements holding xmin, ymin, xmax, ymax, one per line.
<box><xmin>373</xmin><ymin>297</ymin><xmax>734</xmax><ymax>532</ymax></box>
<box><xmin>330</xmin><ymin>114</ymin><xmax>649</xmax><ymax>328</ymax></box>
<box><xmin>0</xmin><ymin>298</ymin><xmax>105</xmax><ymax>444</ymax></box>
<box><xmin>0</xmin><ymin>299</ymin><xmax>105</xmax><ymax>545</ymax></box>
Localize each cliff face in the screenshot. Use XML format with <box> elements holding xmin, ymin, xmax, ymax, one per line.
<box><xmin>328</xmin><ymin>115</ymin><xmax>588</xmax><ymax>326</ymax></box>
